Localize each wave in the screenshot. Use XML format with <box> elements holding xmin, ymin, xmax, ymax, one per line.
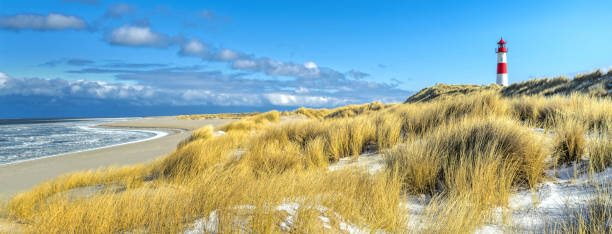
<box><xmin>0</xmin><ymin>118</ymin><xmax>167</xmax><ymax>165</ymax></box>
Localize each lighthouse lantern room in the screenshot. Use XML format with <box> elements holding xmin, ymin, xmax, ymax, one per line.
<box><xmin>496</xmin><ymin>37</ymin><xmax>508</xmax><ymax>86</ymax></box>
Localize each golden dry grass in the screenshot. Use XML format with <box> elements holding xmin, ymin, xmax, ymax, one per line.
<box><xmin>588</xmin><ymin>129</ymin><xmax>612</xmax><ymax>173</ymax></box>
<box><xmin>176</xmin><ymin>124</ymin><xmax>214</xmax><ymax>148</ymax></box>
<box><xmin>285</xmin><ymin>101</ymin><xmax>389</xmax><ymax>120</ymax></box>
<box><xmin>554</xmin><ymin>119</ymin><xmax>587</xmax><ymax>165</ymax></box>
<box><xmin>409</xmin><ymin>69</ymin><xmax>611</xmax><ymax>104</ymax></box>
<box><xmin>405</xmin><ymin>83</ymin><xmax>502</xmax><ymax>103</ymax></box>
<box><xmin>385</xmin><ymin>117</ymin><xmax>546</xmax><ymax>198</ymax></box>
<box><xmin>217</xmin><ymin>111</ymin><xmax>281</xmax><ymax>132</ymax></box>
<box><xmin>3</xmin><ymin>88</ymin><xmax>612</xmax><ymax>233</ymax></box>
<box><xmin>8</xmin><ymin>167</ymin><xmax>404</xmax><ymax>233</ymax></box>
<box><xmin>176</xmin><ymin>112</ymin><xmax>259</xmax><ymax>120</ymax></box>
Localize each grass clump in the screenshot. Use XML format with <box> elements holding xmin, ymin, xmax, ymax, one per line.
<box><xmin>398</xmin><ymin>91</ymin><xmax>508</xmax><ymax>135</ymax></box>
<box><xmin>509</xmin><ymin>96</ymin><xmax>563</xmax><ymax>127</ymax></box>
<box><xmin>386</xmin><ymin>117</ymin><xmax>547</xmax><ymax>203</ymax></box>
<box><xmin>386</xmin><ymin>116</ymin><xmax>547</xmax><ymax>232</ymax></box>
<box><xmin>242</xmin><ymin>116</ymin><xmax>377</xmax><ymax>169</ymax></box>
<box><xmin>324</xmin><ymin>101</ymin><xmax>385</xmax><ymax>119</ymax></box>
<box><xmin>374</xmin><ymin>113</ymin><xmax>402</xmax><ymax>150</ymax></box>
<box><xmin>217</xmin><ymin>111</ymin><xmax>280</xmax><ymax>132</ymax></box>
<box><xmin>422</xmin><ymin>193</ymin><xmax>496</xmax><ymax>234</ymax></box>
<box><xmin>554</xmin><ymin>120</ymin><xmax>586</xmax><ymax>165</ymax></box>
<box><xmin>325</xmin><ymin>117</ymin><xmax>376</xmax><ymax>159</ymax></box>
<box><xmin>177</xmin><ymin>124</ymin><xmax>213</xmax><ymax>148</ymax></box>
<box><xmin>588</xmin><ymin>131</ymin><xmax>612</xmax><ymax>173</ymax></box>
<box><xmin>8</xmin><ymin>165</ymin><xmax>150</xmax><ymax>222</ymax></box>
<box><xmin>153</xmin><ymin>131</ymin><xmax>247</xmax><ymax>180</ymax></box>
<box><xmin>290</xmin><ymin>107</ymin><xmax>331</xmax><ymax>119</ymax></box>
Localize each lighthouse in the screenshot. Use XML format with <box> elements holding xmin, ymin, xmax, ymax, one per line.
<box><xmin>496</xmin><ymin>37</ymin><xmax>508</xmax><ymax>86</ymax></box>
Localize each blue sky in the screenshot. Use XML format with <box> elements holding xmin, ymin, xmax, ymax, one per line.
<box><xmin>1</xmin><ymin>0</ymin><xmax>611</xmax><ymax>117</ymax></box>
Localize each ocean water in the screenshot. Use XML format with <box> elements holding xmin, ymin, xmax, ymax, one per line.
<box><xmin>0</xmin><ymin>118</ymin><xmax>165</xmax><ymax>165</ymax></box>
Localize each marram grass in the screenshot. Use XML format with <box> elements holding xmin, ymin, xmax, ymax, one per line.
<box><xmin>2</xmin><ymin>90</ymin><xmax>612</xmax><ymax>233</ymax></box>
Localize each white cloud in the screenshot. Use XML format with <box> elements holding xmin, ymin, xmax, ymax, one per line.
<box><xmin>0</xmin><ymin>13</ymin><xmax>87</xmax><ymax>31</ymax></box>
<box><xmin>304</xmin><ymin>61</ymin><xmax>318</xmax><ymax>70</ymax></box>
<box><xmin>0</xmin><ymin>75</ymin><xmax>148</xmax><ymax>99</ymax></box>
<box><xmin>0</xmin><ymin>72</ymin><xmax>9</xmax><ymax>87</ymax></box>
<box><xmin>181</xmin><ymin>89</ymin><xmax>262</xmax><ymax>106</ymax></box>
<box><xmin>179</xmin><ymin>39</ymin><xmax>328</xmax><ymax>79</ymax></box>
<box><xmin>295</xmin><ymin>87</ymin><xmax>309</xmax><ymax>94</ymax></box>
<box><xmin>232</xmin><ymin>59</ymin><xmax>257</xmax><ymax>69</ymax></box>
<box><xmin>218</xmin><ymin>49</ymin><xmax>239</xmax><ymax>61</ymax></box>
<box><xmin>264</xmin><ymin>93</ymin><xmax>339</xmax><ymax>106</ymax></box>
<box><xmin>179</xmin><ymin>39</ymin><xmax>208</xmax><ymax>56</ymax></box>
<box><xmin>107</xmin><ymin>25</ymin><xmax>169</xmax><ymax>47</ymax></box>
<box><xmin>229</xmin><ymin>58</ymin><xmax>322</xmax><ymax>79</ymax></box>
<box><xmin>179</xmin><ymin>39</ymin><xmax>245</xmax><ymax>61</ymax></box>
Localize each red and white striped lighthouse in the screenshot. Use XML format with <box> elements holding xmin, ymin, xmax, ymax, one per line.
<box><xmin>496</xmin><ymin>37</ymin><xmax>508</xmax><ymax>86</ymax></box>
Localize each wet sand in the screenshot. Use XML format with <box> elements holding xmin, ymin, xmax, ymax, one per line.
<box><xmin>0</xmin><ymin>117</ymin><xmax>234</xmax><ymax>196</ymax></box>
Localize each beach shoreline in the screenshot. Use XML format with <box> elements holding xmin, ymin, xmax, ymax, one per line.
<box><xmin>0</xmin><ymin>116</ymin><xmax>234</xmax><ymax>196</ymax></box>
<box><xmin>0</xmin><ymin>126</ymin><xmax>170</xmax><ymax>167</ymax></box>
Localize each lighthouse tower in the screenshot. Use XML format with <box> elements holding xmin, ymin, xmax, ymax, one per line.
<box><xmin>496</xmin><ymin>37</ymin><xmax>508</xmax><ymax>86</ymax></box>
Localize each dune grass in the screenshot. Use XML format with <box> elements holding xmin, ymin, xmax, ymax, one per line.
<box><xmin>554</xmin><ymin>119</ymin><xmax>587</xmax><ymax>166</ymax></box>
<box><xmin>4</xmin><ymin>89</ymin><xmax>612</xmax><ymax>233</ymax></box>
<box><xmin>8</xmin><ymin>165</ymin><xmax>151</xmax><ymax>222</ymax></box>
<box><xmin>405</xmin><ymin>83</ymin><xmax>502</xmax><ymax>103</ymax></box>
<box><xmin>285</xmin><ymin>101</ymin><xmax>389</xmax><ymax>120</ymax></box>
<box><xmin>217</xmin><ymin>111</ymin><xmax>281</xmax><ymax>132</ymax></box>
<box><xmin>176</xmin><ymin>112</ymin><xmax>259</xmax><ymax>120</ymax></box>
<box><xmin>176</xmin><ymin>124</ymin><xmax>214</xmax><ymax>149</ymax></box>
<box><xmin>10</xmin><ymin>167</ymin><xmax>404</xmax><ymax>233</ymax></box>
<box><xmin>409</xmin><ymin>69</ymin><xmax>611</xmax><ymax>104</ymax></box>
<box><xmin>588</xmin><ymin>130</ymin><xmax>612</xmax><ymax>173</ymax></box>
<box><xmin>385</xmin><ymin>117</ymin><xmax>546</xmax><ymax>201</ymax></box>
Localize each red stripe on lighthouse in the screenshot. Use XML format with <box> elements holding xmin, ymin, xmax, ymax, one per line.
<box><xmin>497</xmin><ymin>63</ymin><xmax>507</xmax><ymax>74</ymax></box>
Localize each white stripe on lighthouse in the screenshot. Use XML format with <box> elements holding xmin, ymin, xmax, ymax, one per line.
<box><xmin>497</xmin><ymin>53</ymin><xmax>507</xmax><ymax>63</ymax></box>
<box><xmin>497</xmin><ymin>73</ymin><xmax>508</xmax><ymax>86</ymax></box>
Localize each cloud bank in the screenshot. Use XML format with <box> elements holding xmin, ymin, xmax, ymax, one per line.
<box><xmin>0</xmin><ymin>66</ymin><xmax>411</xmax><ymax>110</ymax></box>
<box><xmin>0</xmin><ymin>5</ymin><xmax>412</xmax><ymax>117</ymax></box>
<box><xmin>0</xmin><ymin>13</ymin><xmax>87</xmax><ymax>31</ymax></box>
<box><xmin>178</xmin><ymin>38</ymin><xmax>352</xmax><ymax>81</ymax></box>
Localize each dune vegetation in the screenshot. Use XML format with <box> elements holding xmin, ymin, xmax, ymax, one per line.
<box><xmin>2</xmin><ymin>72</ymin><xmax>612</xmax><ymax>233</ymax></box>
<box><xmin>407</xmin><ymin>69</ymin><xmax>612</xmax><ymax>104</ymax></box>
<box><xmin>176</xmin><ymin>112</ymin><xmax>261</xmax><ymax>120</ymax></box>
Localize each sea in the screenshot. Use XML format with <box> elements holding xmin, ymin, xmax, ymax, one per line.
<box><xmin>0</xmin><ymin>118</ymin><xmax>166</xmax><ymax>165</ymax></box>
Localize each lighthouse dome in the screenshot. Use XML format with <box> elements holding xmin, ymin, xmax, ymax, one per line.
<box><xmin>497</xmin><ymin>37</ymin><xmax>506</xmax><ymax>45</ymax></box>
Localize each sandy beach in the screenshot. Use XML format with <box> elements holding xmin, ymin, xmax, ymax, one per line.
<box><xmin>0</xmin><ymin>117</ymin><xmax>234</xmax><ymax>196</ymax></box>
